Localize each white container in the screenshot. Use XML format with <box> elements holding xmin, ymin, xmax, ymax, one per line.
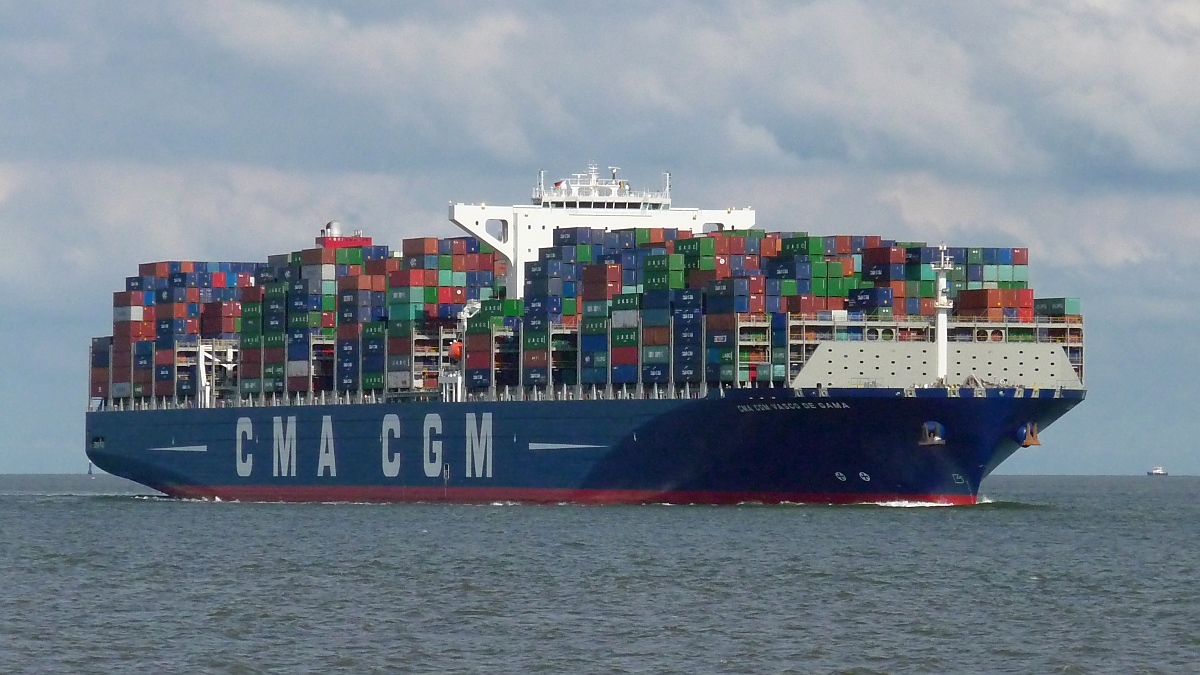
<box><xmin>286</xmin><ymin>360</ymin><xmax>311</xmax><ymax>377</ymax></box>
<box><xmin>111</xmin><ymin>382</ymin><xmax>132</xmax><ymax>398</ymax></box>
<box><xmin>387</xmin><ymin>372</ymin><xmax>412</xmax><ymax>389</ymax></box>
<box><xmin>611</xmin><ymin>309</ymin><xmax>640</xmax><ymax>329</ymax></box>
<box><xmin>114</xmin><ymin>306</ymin><xmax>144</xmax><ymax>322</ymax></box>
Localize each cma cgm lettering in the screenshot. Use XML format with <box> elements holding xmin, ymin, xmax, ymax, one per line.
<box><xmin>232</xmin><ymin>412</ymin><xmax>494</xmax><ymax>481</ymax></box>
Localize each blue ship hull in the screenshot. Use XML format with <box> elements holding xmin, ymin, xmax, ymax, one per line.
<box><xmin>85</xmin><ymin>388</ymin><xmax>1083</xmax><ymax>505</ymax></box>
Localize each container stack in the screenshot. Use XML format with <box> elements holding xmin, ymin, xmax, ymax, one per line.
<box><xmin>92</xmin><ymin>225</ymin><xmax>1069</xmax><ymax>403</ymax></box>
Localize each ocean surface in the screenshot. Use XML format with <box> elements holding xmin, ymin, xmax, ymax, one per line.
<box><xmin>1</xmin><ymin>475</ymin><xmax>1197</xmax><ymax>674</ymax></box>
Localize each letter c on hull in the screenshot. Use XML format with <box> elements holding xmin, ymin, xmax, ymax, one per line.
<box><xmin>236</xmin><ymin>417</ymin><xmax>253</xmax><ymax>477</ymax></box>
<box><xmin>381</xmin><ymin>414</ymin><xmax>401</xmax><ymax>478</ymax></box>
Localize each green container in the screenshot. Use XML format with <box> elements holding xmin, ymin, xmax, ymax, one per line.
<box><xmin>642</xmin><ymin>345</ymin><xmax>670</xmax><ymax>364</ymax></box>
<box><xmin>827</xmin><ymin>277</ymin><xmax>846</xmax><ymax>297</ymax></box>
<box><xmin>241</xmin><ymin>316</ymin><xmax>263</xmax><ymax>335</ymax></box>
<box><xmin>588</xmin><ymin>351</ymin><xmax>609</xmax><ymax>368</ymax></box>
<box><xmin>242</xmin><ymin>303</ymin><xmax>263</xmax><ymax>318</ymax></box>
<box><xmin>645</xmin><ymin>254</ymin><xmax>685</xmax><ymax>272</ymax></box>
<box><xmin>523</xmin><ymin>331</ymin><xmax>548</xmax><ymax>350</ymax></box>
<box><xmin>307</xmin><ymin>311</ymin><xmax>322</xmax><ymax>328</ymax></box>
<box><xmin>611</xmin><ymin>328</ymin><xmax>639</xmax><ymax>347</ymax></box>
<box><xmin>262</xmin><ymin>377</ymin><xmax>285</xmax><ymax>393</ymax></box>
<box><xmin>581</xmin><ymin>317</ymin><xmax>609</xmax><ymax>334</ymax></box>
<box><xmin>389</xmin><ymin>303</ymin><xmax>424</xmax><ymax>320</ymax></box>
<box><xmin>362</xmin><ymin>322</ymin><xmax>387</xmax><ymax>339</ymax></box>
<box><xmin>950</xmin><ymin>264</ymin><xmax>967</xmax><ymax>282</ymax></box>
<box><xmin>481</xmin><ymin>299</ymin><xmax>504</xmax><ymax>317</ymax></box>
<box><xmin>827</xmin><ymin>260</ymin><xmax>843</xmax><ymax>277</ymax></box>
<box><xmin>240</xmin><ymin>334</ymin><xmax>263</xmax><ymax>349</ymax></box>
<box><xmin>576</xmin><ymin>244</ymin><xmax>593</xmax><ymax>263</ymax></box>
<box><xmin>635</xmin><ymin>228</ymin><xmax>652</xmax><ymax>246</ymax></box>
<box><xmin>643</xmin><ymin>271</ymin><xmax>670</xmax><ymax>291</ymax></box>
<box><xmin>562</xmin><ymin>298</ymin><xmax>577</xmax><ymax>316</ymax></box>
<box><xmin>780</xmin><ymin>279</ymin><xmax>798</xmax><ymax>296</ymax></box>
<box><xmin>719</xmin><ymin>364</ymin><xmax>737</xmax><ymax>381</ymax></box>
<box><xmin>419</xmin><ymin>287</ymin><xmax>436</xmax><ymax>304</ymax></box>
<box><xmin>812</xmin><ymin>278</ymin><xmax>828</xmax><ymax>297</ymax></box>
<box><xmin>264</xmin><ymin>281</ymin><xmax>288</xmax><ymax>299</ymax></box>
<box><xmin>322</xmin><ymin>280</ymin><xmax>337</xmax><ymax>296</ymax></box>
<box><xmin>437</xmin><ymin>270</ymin><xmax>453</xmax><ymax>287</ymax></box>
<box><xmin>503</xmin><ymin>299</ymin><xmax>523</xmax><ymax>317</ymax></box>
<box><xmin>811</xmin><ymin>261</ymin><xmax>827</xmax><ymax>278</ymax></box>
<box><xmin>263</xmin><ymin>332</ymin><xmax>286</xmax><ymax>349</ymax></box>
<box><xmin>779</xmin><ymin>237</ymin><xmax>809</xmax><ymax>256</ymax></box>
<box><xmin>713</xmin><ymin>347</ymin><xmax>735</xmax><ymax>365</ymax></box>
<box><xmin>388</xmin><ymin>320</ymin><xmax>414</xmax><ymax>338</ymax></box>
<box><xmin>1013</xmin><ymin>265</ymin><xmax>1029</xmax><ymax>282</ymax></box>
<box><xmin>967</xmin><ymin>248</ymin><xmax>984</xmax><ymax>265</ymax></box>
<box><xmin>465</xmin><ymin>317</ymin><xmax>493</xmax><ymax>334</ymax></box>
<box><xmin>362</xmin><ymin>373</ymin><xmax>384</xmax><ymax>390</ymax></box>
<box><xmin>919</xmin><ymin>280</ymin><xmax>936</xmax><ymax>298</ymax></box>
<box><xmin>997</xmin><ymin>265</ymin><xmax>1014</xmax><ymax>282</ymax></box>
<box><xmin>582</xmin><ymin>300</ymin><xmax>609</xmax><ymax>318</ymax></box>
<box><xmin>240</xmin><ymin>378</ymin><xmax>262</xmax><ymax>394</ymax></box>
<box><xmin>321</xmin><ymin>295</ymin><xmax>336</xmax><ymax>312</ymax></box>
<box><xmin>452</xmin><ymin>271</ymin><xmax>467</xmax><ymax>287</ymax></box>
<box><xmin>983</xmin><ymin>265</ymin><xmax>999</xmax><ymax>282</ymax></box>
<box><xmin>612</xmin><ymin>293</ymin><xmax>641</xmax><ymax>310</ymax></box>
<box><xmin>264</xmin><ymin>363</ymin><xmax>285</xmax><ymax>378</ymax></box>
<box><xmin>675</xmin><ymin>238</ymin><xmax>715</xmax><ymax>256</ymax></box>
<box><xmin>1034</xmin><ymin>297</ymin><xmax>1082</xmax><ymax>316</ymax></box>
<box><xmin>771</xmin><ymin>350</ymin><xmax>788</xmax><ymax>365</ymax></box>
<box><xmin>866</xmin><ymin>307</ymin><xmax>894</xmax><ymax>320</ymax></box>
<box><xmin>288</xmin><ymin>313</ymin><xmax>310</xmax><ymax>329</ymax></box>
<box><xmin>388</xmin><ymin>287</ymin><xmax>421</xmax><ymax>304</ymax></box>
<box><xmin>436</xmin><ymin>254</ymin><xmax>451</xmax><ymax>270</ymax></box>
<box><xmin>771</xmin><ymin>364</ymin><xmax>787</xmax><ymax>380</ymax></box>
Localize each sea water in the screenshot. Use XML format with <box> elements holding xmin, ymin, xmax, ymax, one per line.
<box><xmin>1</xmin><ymin>475</ymin><xmax>1197</xmax><ymax>673</ymax></box>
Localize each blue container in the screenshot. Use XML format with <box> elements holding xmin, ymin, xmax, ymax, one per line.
<box><xmin>523</xmin><ymin>368</ymin><xmax>549</xmax><ymax>386</ymax></box>
<box><xmin>771</xmin><ymin>329</ymin><xmax>787</xmax><ymax>347</ymax></box>
<box><xmin>967</xmin><ymin>265</ymin><xmax>984</xmax><ymax>282</ymax></box>
<box><xmin>287</xmin><ymin>328</ymin><xmax>309</xmax><ymax>344</ymax></box>
<box><xmin>611</xmin><ymin>365</ymin><xmax>639</xmax><ymax>384</ymax></box>
<box><xmin>673</xmin><ymin>363</ymin><xmax>702</xmax><ymax>383</ymax></box>
<box><xmin>362</xmin><ymin>337</ymin><xmax>385</xmax><ymax>355</ymax></box>
<box><xmin>362</xmin><ymin>353</ymin><xmax>385</xmax><ymax>372</ymax></box>
<box><xmin>906</xmin><ymin>297</ymin><xmax>921</xmax><ymax>315</ymax></box>
<box><xmin>673</xmin><ymin>308</ymin><xmax>703</xmax><ymax>324</ymax></box>
<box><xmin>466</xmin><ymin>368</ymin><xmax>491</xmax><ymax>388</ymax></box>
<box><xmin>706</xmin><ymin>331</ymin><xmax>734</xmax><ymax>347</ymax></box>
<box><xmin>642</xmin><ymin>290</ymin><xmax>672</xmax><ymax>309</ymax></box>
<box><xmin>673</xmin><ymin>325</ymin><xmax>702</xmax><ymax>345</ymax></box>
<box><xmin>134</xmin><ymin>341</ymin><xmax>155</xmax><ymax>357</ymax></box>
<box><xmin>744</xmin><ymin>237</ymin><xmax>761</xmax><ymax>255</ymax></box>
<box><xmin>642</xmin><ymin>365</ymin><xmax>670</xmax><ymax>384</ymax></box>
<box><xmin>580</xmin><ymin>334</ymin><xmax>609</xmax><ymax>352</ymax></box>
<box><xmin>674</xmin><ymin>344</ymin><xmax>702</xmax><ymax>363</ymax></box>
<box><xmin>672</xmin><ymin>288</ymin><xmax>703</xmax><ymax>308</ymax></box>
<box><xmin>155</xmin><ymin>365</ymin><xmax>174</xmax><ymax>381</ymax></box>
<box><xmin>641</xmin><ymin>308</ymin><xmax>671</xmax><ymax>327</ymax></box>
<box><xmin>336</xmin><ymin>339</ymin><xmax>359</xmax><ymax>357</ymax></box>
<box><xmin>581</xmin><ymin>367</ymin><xmax>608</xmax><ymax>384</ymax></box>
<box><xmin>287</xmin><ymin>343</ymin><xmax>310</xmax><ymax>361</ymax></box>
<box><xmin>765</xmin><ymin>296</ymin><xmax>782</xmax><ymax>313</ymax></box>
<box><xmin>264</xmin><ymin>312</ymin><xmax>287</xmax><ymax>332</ymax></box>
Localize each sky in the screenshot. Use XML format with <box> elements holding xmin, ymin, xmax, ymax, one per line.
<box><xmin>1</xmin><ymin>0</ymin><xmax>1198</xmax><ymax>475</ymax></box>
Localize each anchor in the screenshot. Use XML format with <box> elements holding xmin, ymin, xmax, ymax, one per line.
<box><xmin>1016</xmin><ymin>422</ymin><xmax>1041</xmax><ymax>447</ymax></box>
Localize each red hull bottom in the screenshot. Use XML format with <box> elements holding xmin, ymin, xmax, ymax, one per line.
<box><xmin>157</xmin><ymin>484</ymin><xmax>978</xmax><ymax>506</ymax></box>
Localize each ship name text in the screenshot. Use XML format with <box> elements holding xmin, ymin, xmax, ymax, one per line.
<box><xmin>736</xmin><ymin>401</ymin><xmax>851</xmax><ymax>413</ymax></box>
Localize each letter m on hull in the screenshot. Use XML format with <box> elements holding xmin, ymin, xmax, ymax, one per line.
<box><xmin>465</xmin><ymin>413</ymin><xmax>493</xmax><ymax>478</ymax></box>
<box><xmin>273</xmin><ymin>416</ymin><xmax>297</xmax><ymax>477</ymax></box>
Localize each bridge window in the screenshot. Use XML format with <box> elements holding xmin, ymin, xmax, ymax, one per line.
<box><xmin>484</xmin><ymin>219</ymin><xmax>509</xmax><ymax>243</ymax></box>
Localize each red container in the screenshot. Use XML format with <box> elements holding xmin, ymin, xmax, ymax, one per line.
<box><xmin>112</xmin><ymin>291</ymin><xmax>138</xmax><ymax>307</ymax></box>
<box><xmin>240</xmin><ymin>361</ymin><xmax>262</xmax><ymax>378</ymax></box>
<box><xmin>424</xmin><ymin>270</ymin><xmax>439</xmax><ymax>287</ymax></box>
<box><xmin>1012</xmin><ymin>248</ymin><xmax>1029</xmax><ymax>266</ymax></box>
<box><xmin>452</xmin><ymin>255</ymin><xmax>466</xmax><ymax>272</ymax></box>
<box><xmin>90</xmin><ymin>380</ymin><xmax>109</xmax><ymax>398</ymax></box>
<box><xmin>236</xmin><ymin>273</ymin><xmax>254</xmax><ymax>288</ymax></box>
<box><xmin>184</xmin><ymin>318</ymin><xmax>199</xmax><ymax>334</ymax></box>
<box><xmin>465</xmin><ymin>333</ymin><xmax>490</xmax><ymax>351</ymax></box>
<box><xmin>746</xmin><ymin>275</ymin><xmax>766</xmax><ymax>295</ymax></box>
<box><xmin>211</xmin><ymin>272</ymin><xmax>227</xmax><ymax>288</ymax></box>
<box><xmin>727</xmin><ymin>237</ymin><xmax>745</xmax><ymax>255</ymax></box>
<box><xmin>389</xmin><ymin>270</ymin><xmax>425</xmax><ymax>287</ymax></box>
<box><xmin>155</xmin><ymin>349</ymin><xmax>174</xmax><ymax>366</ymax></box>
<box><xmin>263</xmin><ymin>347</ymin><xmax>286</xmax><ymax>363</ymax></box>
<box><xmin>582</xmin><ymin>264</ymin><xmax>622</xmax><ymax>283</ymax></box>
<box><xmin>451</xmin><ymin>239</ymin><xmax>467</xmax><ymax>255</ymax></box>
<box><xmin>889</xmin><ymin>280</ymin><xmax>906</xmax><ymax>298</ymax></box>
<box><xmin>642</xmin><ymin>326</ymin><xmax>670</xmax><ymax>346</ymax></box>
<box><xmin>241</xmin><ymin>286</ymin><xmax>265</xmax><ymax>302</ymax></box>
<box><xmin>402</xmin><ymin>237</ymin><xmax>439</xmax><ymax>256</ymax></box>
<box><xmin>743</xmin><ymin>255</ymin><xmax>760</xmax><ymax>271</ymax></box>
<box><xmin>1014</xmin><ymin>289</ymin><xmax>1034</xmax><ymax>308</ymax></box>
<box><xmin>337</xmin><ymin>323</ymin><xmax>362</xmax><ymax>339</ymax></box>
<box><xmin>437</xmin><ymin>286</ymin><xmax>453</xmax><ymax>304</ymax></box>
<box><xmin>365</xmin><ymin>259</ymin><xmax>399</xmax><ymax>275</ymax></box>
<box><xmin>389</xmin><ymin>337</ymin><xmax>411</xmax><ymax>354</ymax></box>
<box><xmin>466</xmin><ymin>351</ymin><xmax>491</xmax><ymax>369</ymax></box>
<box><xmin>711</xmin><ymin>236</ymin><xmax>731</xmax><ymax>256</ymax></box>
<box><xmin>747</xmin><ymin>294</ymin><xmax>765</xmax><ymax>313</ymax></box>
<box><xmin>835</xmin><ymin>235</ymin><xmax>852</xmax><ymax>254</ymax></box>
<box><xmin>760</xmin><ymin>237</ymin><xmax>781</xmax><ymax>258</ymax></box>
<box><xmin>301</xmin><ymin>247</ymin><xmax>337</xmax><ymax>265</ymax></box>
<box><xmin>920</xmin><ymin>298</ymin><xmax>935</xmax><ymax>316</ymax></box>
<box><xmin>184</xmin><ymin>288</ymin><xmax>199</xmax><ymax>303</ymax></box>
<box><xmin>153</xmin><ymin>380</ymin><xmax>175</xmax><ymax>397</ymax></box>
<box><xmin>865</xmin><ymin>236</ymin><xmax>882</xmax><ymax>249</ymax></box>
<box><xmin>132</xmin><ymin>369</ymin><xmax>153</xmax><ymax>385</ymax></box>
<box><xmin>826</xmin><ymin>297</ymin><xmax>845</xmax><ymax>310</ymax></box>
<box><xmin>241</xmin><ymin>348</ymin><xmax>262</xmax><ymax>363</ymax></box>
<box><xmin>705</xmin><ymin>313</ymin><xmax>736</xmax><ymax>331</ymax></box>
<box><xmin>287</xmin><ymin>376</ymin><xmax>310</xmax><ymax>392</ymax></box>
<box><xmin>610</xmin><ymin>346</ymin><xmax>639</xmax><ymax>365</ymax></box>
<box><xmin>523</xmin><ymin>350</ymin><xmax>548</xmax><ymax>368</ymax></box>
<box><xmin>205</xmin><ymin>301</ymin><xmax>242</xmax><ymax>317</ymax></box>
<box><xmin>1017</xmin><ymin>307</ymin><xmax>1034</xmax><ymax>322</ymax></box>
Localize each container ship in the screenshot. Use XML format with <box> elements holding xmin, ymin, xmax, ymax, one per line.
<box><xmin>85</xmin><ymin>165</ymin><xmax>1086</xmax><ymax>505</ymax></box>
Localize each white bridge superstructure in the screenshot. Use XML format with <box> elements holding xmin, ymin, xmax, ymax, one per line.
<box><xmin>450</xmin><ymin>164</ymin><xmax>755</xmax><ymax>297</ymax></box>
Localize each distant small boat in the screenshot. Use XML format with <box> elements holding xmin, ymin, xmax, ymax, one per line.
<box><xmin>1147</xmin><ymin>466</ymin><xmax>1168</xmax><ymax>476</ymax></box>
